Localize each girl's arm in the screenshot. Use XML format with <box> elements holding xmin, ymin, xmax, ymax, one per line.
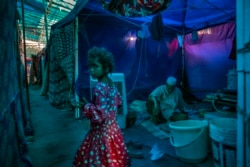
<box><xmin>83</xmin><ymin>84</ymin><xmax>108</xmax><ymax>123</ymax></box>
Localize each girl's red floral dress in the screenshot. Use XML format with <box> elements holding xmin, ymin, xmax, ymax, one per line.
<box><xmin>73</xmin><ymin>82</ymin><xmax>130</xmax><ymax>167</ymax></box>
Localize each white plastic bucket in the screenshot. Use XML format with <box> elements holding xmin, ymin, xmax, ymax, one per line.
<box><xmin>169</xmin><ymin>120</ymin><xmax>209</xmax><ymax>163</ymax></box>
<box><xmin>209</xmin><ymin>118</ymin><xmax>237</xmax><ymax>167</ymax></box>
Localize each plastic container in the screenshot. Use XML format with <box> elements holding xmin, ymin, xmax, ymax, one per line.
<box><xmin>226</xmin><ymin>68</ymin><xmax>237</xmax><ymax>90</ymax></box>
<box><xmin>169</xmin><ymin>120</ymin><xmax>209</xmax><ymax>163</ymax></box>
<box><xmin>209</xmin><ymin>118</ymin><xmax>237</xmax><ymax>167</ymax></box>
<box><xmin>204</xmin><ymin>112</ymin><xmax>237</xmax><ymax>153</ymax></box>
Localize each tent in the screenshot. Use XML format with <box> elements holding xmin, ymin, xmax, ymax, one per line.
<box><xmin>44</xmin><ymin>0</ymin><xmax>236</xmax><ymax>109</ymax></box>
<box><xmin>0</xmin><ymin>0</ymin><xmax>34</xmax><ymax>166</ymax></box>
<box><xmin>2</xmin><ymin>1</ymin><xmax>250</xmax><ymax>167</ymax></box>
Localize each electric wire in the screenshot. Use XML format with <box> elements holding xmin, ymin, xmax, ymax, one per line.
<box><xmin>127</xmin><ymin>39</ymin><xmax>144</xmax><ymax>96</ymax></box>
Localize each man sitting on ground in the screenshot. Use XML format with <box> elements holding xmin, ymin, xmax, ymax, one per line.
<box><xmin>146</xmin><ymin>76</ymin><xmax>188</xmax><ymax>130</ymax></box>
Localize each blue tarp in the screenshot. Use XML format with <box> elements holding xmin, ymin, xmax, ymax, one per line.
<box><xmin>52</xmin><ymin>0</ymin><xmax>236</xmax><ymax>102</ymax></box>
<box><xmin>53</xmin><ymin>0</ymin><xmax>235</xmax><ymax>34</ymax></box>
<box><xmin>1</xmin><ymin>0</ymin><xmax>33</xmax><ymax>166</ymax></box>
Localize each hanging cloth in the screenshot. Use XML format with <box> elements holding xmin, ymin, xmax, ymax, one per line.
<box><xmin>150</xmin><ymin>14</ymin><xmax>164</xmax><ymax>41</ymax></box>
<box><xmin>102</xmin><ymin>0</ymin><xmax>171</xmax><ymax>17</ymax></box>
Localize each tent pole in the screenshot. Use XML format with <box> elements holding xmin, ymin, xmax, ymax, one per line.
<box><xmin>181</xmin><ymin>34</ymin><xmax>185</xmax><ymax>81</ymax></box>
<box><xmin>40</xmin><ymin>0</ymin><xmax>50</xmax><ymax>96</ymax></box>
<box><xmin>21</xmin><ymin>0</ymin><xmax>31</xmax><ymax>113</ymax></box>
<box><xmin>74</xmin><ymin>17</ymin><xmax>80</xmax><ymax>119</ymax></box>
<box><xmin>43</xmin><ymin>0</ymin><xmax>49</xmax><ymax>44</ymax></box>
<box><xmin>179</xmin><ymin>32</ymin><xmax>185</xmax><ymax>87</ymax></box>
<box><xmin>236</xmin><ymin>0</ymin><xmax>250</xmax><ymax>166</ymax></box>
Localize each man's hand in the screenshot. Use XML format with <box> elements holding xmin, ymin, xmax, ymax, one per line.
<box><xmin>151</xmin><ymin>115</ymin><xmax>161</xmax><ymax>125</ymax></box>
<box><xmin>151</xmin><ymin>107</ymin><xmax>161</xmax><ymax>124</ymax></box>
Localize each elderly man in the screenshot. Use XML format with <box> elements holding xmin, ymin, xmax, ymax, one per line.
<box><xmin>146</xmin><ymin>76</ymin><xmax>188</xmax><ymax>126</ymax></box>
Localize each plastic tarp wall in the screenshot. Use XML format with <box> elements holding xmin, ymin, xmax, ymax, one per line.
<box><xmin>75</xmin><ymin>18</ymin><xmax>182</xmax><ymax>103</ymax></box>
<box><xmin>50</xmin><ymin>0</ymin><xmax>236</xmax><ymax>102</ymax></box>
<box><xmin>184</xmin><ymin>22</ymin><xmax>236</xmax><ymax>98</ymax></box>
<box><xmin>0</xmin><ymin>0</ymin><xmax>32</xmax><ymax>166</ymax></box>
<box><xmin>75</xmin><ymin>16</ymin><xmax>235</xmax><ymax>102</ymax></box>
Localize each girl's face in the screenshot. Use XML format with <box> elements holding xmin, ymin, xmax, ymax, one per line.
<box><xmin>88</xmin><ymin>58</ymin><xmax>106</xmax><ymax>80</ymax></box>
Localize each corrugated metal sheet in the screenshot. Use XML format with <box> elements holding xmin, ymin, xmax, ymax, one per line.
<box><xmin>17</xmin><ymin>0</ymin><xmax>77</xmax><ymax>44</ymax></box>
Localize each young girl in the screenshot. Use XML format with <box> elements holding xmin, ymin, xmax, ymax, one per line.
<box><xmin>72</xmin><ymin>46</ymin><xmax>131</xmax><ymax>167</ymax></box>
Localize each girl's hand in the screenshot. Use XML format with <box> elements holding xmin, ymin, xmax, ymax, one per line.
<box><xmin>70</xmin><ymin>97</ymin><xmax>88</xmax><ymax>109</ymax></box>
<box><xmin>77</xmin><ymin>97</ymin><xmax>88</xmax><ymax>109</ymax></box>
<box><xmin>81</xmin><ymin>97</ymin><xmax>88</xmax><ymax>105</ymax></box>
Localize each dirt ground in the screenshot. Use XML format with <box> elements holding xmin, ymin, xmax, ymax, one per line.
<box><xmin>27</xmin><ymin>86</ymin><xmax>214</xmax><ymax>167</ymax></box>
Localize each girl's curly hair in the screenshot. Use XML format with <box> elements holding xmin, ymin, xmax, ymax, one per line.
<box><xmin>87</xmin><ymin>46</ymin><xmax>115</xmax><ymax>73</ymax></box>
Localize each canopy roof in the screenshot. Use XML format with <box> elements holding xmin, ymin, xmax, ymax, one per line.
<box><xmin>17</xmin><ymin>0</ymin><xmax>235</xmax><ymax>44</ymax></box>
<box><xmin>16</xmin><ymin>0</ymin><xmax>79</xmax><ymax>43</ymax></box>
<box><xmin>53</xmin><ymin>0</ymin><xmax>235</xmax><ymax>34</ymax></box>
